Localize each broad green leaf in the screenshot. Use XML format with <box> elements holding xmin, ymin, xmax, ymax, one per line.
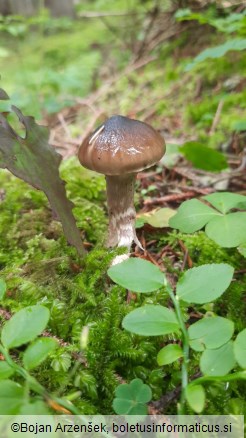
<box><xmin>169</xmin><ymin>199</ymin><xmax>220</xmax><ymax>233</ymax></box>
<box><xmin>1</xmin><ymin>305</ymin><xmax>50</xmax><ymax>349</ymax></box>
<box><xmin>185</xmin><ymin>38</ymin><xmax>246</xmax><ymax>71</ymax></box>
<box><xmin>0</xmin><ymin>362</ymin><xmax>14</xmax><ymax>379</ymax></box>
<box><xmin>180</xmin><ymin>142</ymin><xmax>228</xmax><ymax>171</ymax></box>
<box><xmin>176</xmin><ymin>263</ymin><xmax>234</xmax><ymax>304</ymax></box>
<box><xmin>113</xmin><ymin>378</ymin><xmax>151</xmax><ymax>415</ymax></box>
<box><xmin>203</xmin><ymin>192</ymin><xmax>246</xmax><ymax>214</ymax></box>
<box><xmin>136</xmin><ymin>208</ymin><xmax>176</xmax><ymax>228</ymax></box>
<box><xmin>200</xmin><ymin>341</ymin><xmax>236</xmax><ymax>376</ymax></box>
<box><xmin>122</xmin><ymin>305</ymin><xmax>180</xmax><ymax>336</ymax></box>
<box><xmin>157</xmin><ymin>344</ymin><xmax>183</xmax><ymax>365</ymax></box>
<box><xmin>0</xmin><ymin>103</ymin><xmax>84</xmax><ymax>254</ymax></box>
<box><xmin>23</xmin><ymin>337</ymin><xmax>58</xmax><ymax>370</ymax></box>
<box><xmin>205</xmin><ymin>212</ymin><xmax>246</xmax><ymax>247</ymax></box>
<box><xmin>188</xmin><ymin>316</ymin><xmax>234</xmax><ymax>351</ymax></box>
<box><xmin>0</xmin><ymin>380</ymin><xmax>24</xmax><ymax>414</ymax></box>
<box><xmin>185</xmin><ymin>385</ymin><xmax>205</xmax><ymax>413</ymax></box>
<box><xmin>0</xmin><ymin>279</ymin><xmax>6</xmax><ymax>300</ymax></box>
<box><xmin>234</xmin><ymin>329</ymin><xmax>246</xmax><ymax>368</ymax></box>
<box><xmin>108</xmin><ymin>258</ymin><xmax>164</xmax><ymax>293</ymax></box>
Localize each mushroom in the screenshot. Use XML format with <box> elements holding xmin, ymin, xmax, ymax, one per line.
<box><xmin>78</xmin><ymin>115</ymin><xmax>165</xmax><ymax>254</ymax></box>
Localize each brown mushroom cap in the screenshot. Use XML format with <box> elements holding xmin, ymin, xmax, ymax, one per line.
<box><xmin>78</xmin><ymin>115</ymin><xmax>165</xmax><ymax>175</ymax></box>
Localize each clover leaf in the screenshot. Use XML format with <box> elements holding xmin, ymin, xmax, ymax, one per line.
<box><xmin>113</xmin><ymin>378</ymin><xmax>152</xmax><ymax>415</ymax></box>
<box><xmin>169</xmin><ymin>192</ymin><xmax>246</xmax><ymax>248</ymax></box>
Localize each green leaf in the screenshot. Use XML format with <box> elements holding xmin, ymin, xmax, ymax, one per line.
<box><xmin>1</xmin><ymin>305</ymin><xmax>50</xmax><ymax>349</ymax></box>
<box><xmin>185</xmin><ymin>385</ymin><xmax>205</xmax><ymax>413</ymax></box>
<box><xmin>185</xmin><ymin>38</ymin><xmax>246</xmax><ymax>71</ymax></box>
<box><xmin>169</xmin><ymin>193</ymin><xmax>246</xmax><ymax>247</ymax></box>
<box><xmin>126</xmin><ymin>378</ymin><xmax>152</xmax><ymax>403</ymax></box>
<box><xmin>200</xmin><ymin>341</ymin><xmax>236</xmax><ymax>376</ymax></box>
<box><xmin>205</xmin><ymin>212</ymin><xmax>246</xmax><ymax>247</ymax></box>
<box><xmin>180</xmin><ymin>142</ymin><xmax>228</xmax><ymax>171</ymax></box>
<box><xmin>0</xmin><ymin>362</ymin><xmax>14</xmax><ymax>379</ymax></box>
<box><xmin>113</xmin><ymin>378</ymin><xmax>152</xmax><ymax>415</ymax></box>
<box><xmin>203</xmin><ymin>192</ymin><xmax>246</xmax><ymax>214</ymax></box>
<box><xmin>177</xmin><ymin>263</ymin><xmax>234</xmax><ymax>304</ymax></box>
<box><xmin>0</xmin><ymin>279</ymin><xmax>6</xmax><ymax>300</ymax></box>
<box><xmin>0</xmin><ymin>104</ymin><xmax>84</xmax><ymax>255</ymax></box>
<box><xmin>0</xmin><ymin>380</ymin><xmax>24</xmax><ymax>414</ymax></box>
<box><xmin>188</xmin><ymin>316</ymin><xmax>234</xmax><ymax>351</ymax></box>
<box><xmin>157</xmin><ymin>344</ymin><xmax>183</xmax><ymax>365</ymax></box>
<box><xmin>122</xmin><ymin>305</ymin><xmax>180</xmax><ymax>336</ymax></box>
<box><xmin>23</xmin><ymin>337</ymin><xmax>58</xmax><ymax>370</ymax></box>
<box><xmin>136</xmin><ymin>208</ymin><xmax>176</xmax><ymax>228</ymax></box>
<box><xmin>169</xmin><ymin>199</ymin><xmax>220</xmax><ymax>233</ymax></box>
<box><xmin>108</xmin><ymin>258</ymin><xmax>164</xmax><ymax>293</ymax></box>
<box><xmin>234</xmin><ymin>329</ymin><xmax>246</xmax><ymax>368</ymax></box>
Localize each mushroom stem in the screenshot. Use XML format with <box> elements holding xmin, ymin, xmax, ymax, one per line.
<box><xmin>105</xmin><ymin>174</ymin><xmax>142</xmax><ymax>250</ymax></box>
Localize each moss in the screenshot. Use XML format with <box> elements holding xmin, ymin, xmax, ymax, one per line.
<box><xmin>168</xmin><ymin>231</ymin><xmax>243</xmax><ymax>267</ymax></box>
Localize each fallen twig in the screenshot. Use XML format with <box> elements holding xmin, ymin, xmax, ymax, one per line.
<box><xmin>179</xmin><ymin>240</ymin><xmax>193</xmax><ymax>269</ymax></box>
<box><xmin>78</xmin><ymin>11</ymin><xmax>143</xmax><ymax>18</ymax></box>
<box><xmin>209</xmin><ymin>99</ymin><xmax>224</xmax><ymax>136</ymax></box>
<box><xmin>143</xmin><ymin>191</ymin><xmax>198</xmax><ymax>206</ymax></box>
<box><xmin>149</xmin><ymin>372</ymin><xmax>201</xmax><ymax>413</ymax></box>
<box><xmin>180</xmin><ymin>185</ymin><xmax>214</xmax><ymax>195</ymax></box>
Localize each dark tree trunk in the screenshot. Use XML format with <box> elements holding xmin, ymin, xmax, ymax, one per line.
<box><xmin>44</xmin><ymin>0</ymin><xmax>75</xmax><ymax>18</ymax></box>
<box><xmin>0</xmin><ymin>0</ymin><xmax>11</xmax><ymax>15</ymax></box>
<box><xmin>8</xmin><ymin>0</ymin><xmax>40</xmax><ymax>16</ymax></box>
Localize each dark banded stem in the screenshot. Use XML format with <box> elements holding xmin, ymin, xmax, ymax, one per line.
<box><xmin>105</xmin><ymin>173</ymin><xmax>142</xmax><ymax>250</ymax></box>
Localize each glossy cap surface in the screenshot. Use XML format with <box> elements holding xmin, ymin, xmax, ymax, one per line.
<box><xmin>78</xmin><ymin>115</ymin><xmax>165</xmax><ymax>175</ymax></box>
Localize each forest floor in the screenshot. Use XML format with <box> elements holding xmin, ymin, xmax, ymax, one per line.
<box><xmin>0</xmin><ymin>2</ymin><xmax>246</xmax><ymax>415</ymax></box>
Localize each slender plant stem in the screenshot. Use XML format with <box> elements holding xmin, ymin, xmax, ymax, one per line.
<box><xmin>165</xmin><ymin>283</ymin><xmax>190</xmax><ymax>415</ymax></box>
<box><xmin>188</xmin><ymin>371</ymin><xmax>246</xmax><ymax>386</ymax></box>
